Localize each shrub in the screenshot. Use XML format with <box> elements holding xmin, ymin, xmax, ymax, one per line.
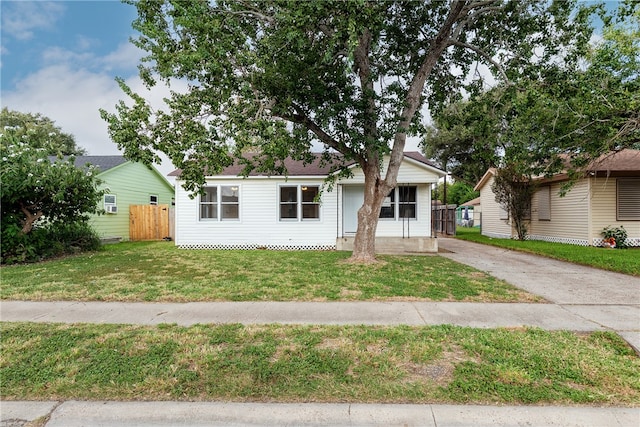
<box><xmin>601</xmin><ymin>225</ymin><xmax>628</xmax><ymax>249</ymax></box>
<box><xmin>1</xmin><ymin>220</ymin><xmax>101</xmax><ymax>264</ymax></box>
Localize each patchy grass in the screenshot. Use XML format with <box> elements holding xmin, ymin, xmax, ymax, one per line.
<box><xmin>0</xmin><ymin>242</ymin><xmax>538</xmax><ymax>302</ymax></box>
<box><xmin>1</xmin><ymin>322</ymin><xmax>638</xmax><ymax>405</ymax></box>
<box><xmin>456</xmin><ymin>228</ymin><xmax>640</xmax><ymax>277</ymax></box>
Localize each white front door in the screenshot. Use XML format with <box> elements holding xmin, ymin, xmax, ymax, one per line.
<box><xmin>342</xmin><ymin>185</ymin><xmax>364</xmax><ymax>234</ymax></box>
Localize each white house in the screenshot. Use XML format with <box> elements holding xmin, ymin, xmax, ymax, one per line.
<box><xmin>170</xmin><ymin>152</ymin><xmax>446</xmax><ymax>253</ymax></box>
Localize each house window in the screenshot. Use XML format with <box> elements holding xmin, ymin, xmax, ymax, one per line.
<box><xmin>150</xmin><ymin>195</ymin><xmax>158</xmax><ymax>205</ymax></box>
<box><xmin>103</xmin><ymin>194</ymin><xmax>117</xmax><ymax>214</ymax></box>
<box><xmin>617</xmin><ymin>179</ymin><xmax>640</xmax><ymax>220</ymax></box>
<box><xmin>379</xmin><ymin>186</ymin><xmax>417</xmax><ymax>219</ymax></box>
<box><xmin>279</xmin><ymin>185</ymin><xmax>320</xmax><ymax>221</ymax></box>
<box><xmin>379</xmin><ymin>190</ymin><xmax>395</xmax><ymax>218</ymax></box>
<box><xmin>399</xmin><ymin>186</ymin><xmax>417</xmax><ymax>219</ymax></box>
<box><xmin>200</xmin><ymin>185</ymin><xmax>240</xmax><ymax>221</ymax></box>
<box><xmin>499</xmin><ymin>205</ymin><xmax>509</xmax><ymax>220</ymax></box>
<box><xmin>221</xmin><ymin>186</ymin><xmax>240</xmax><ymax>220</ymax></box>
<box><xmin>301</xmin><ymin>186</ymin><xmax>320</xmax><ymax>219</ymax></box>
<box><xmin>200</xmin><ymin>187</ymin><xmax>217</xmax><ymax>219</ymax></box>
<box><xmin>538</xmin><ymin>186</ymin><xmax>551</xmax><ymax>221</ymax></box>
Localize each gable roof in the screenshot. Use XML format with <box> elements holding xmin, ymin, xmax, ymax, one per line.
<box><xmin>588</xmin><ymin>149</ymin><xmax>640</xmax><ymax>173</ymax></box>
<box><xmin>49</xmin><ymin>155</ymin><xmax>129</xmax><ymax>173</ymax></box>
<box><xmin>460</xmin><ymin>196</ymin><xmax>480</xmax><ymax>207</ymax></box>
<box><xmin>473</xmin><ymin>168</ymin><xmax>497</xmax><ymax>192</ymax></box>
<box><xmin>49</xmin><ymin>155</ymin><xmax>174</xmax><ymax>188</ymax></box>
<box><xmin>169</xmin><ymin>151</ymin><xmax>444</xmax><ymax>178</ymax></box>
<box><xmin>474</xmin><ymin>149</ymin><xmax>640</xmax><ymax>191</ymax></box>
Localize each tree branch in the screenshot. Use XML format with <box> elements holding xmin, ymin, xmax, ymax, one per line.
<box><xmin>352</xmin><ymin>29</ymin><xmax>378</xmax><ymax>145</ymax></box>
<box><xmin>229</xmin><ymin>2</ymin><xmax>275</xmax><ymax>24</ymax></box>
<box><xmin>450</xmin><ymin>40</ymin><xmax>510</xmax><ymax>83</ymax></box>
<box><xmin>275</xmin><ymin>106</ymin><xmax>357</xmax><ymax>161</ymax></box>
<box><xmin>389</xmin><ymin>0</ymin><xmax>468</xmax><ymax>184</ymax></box>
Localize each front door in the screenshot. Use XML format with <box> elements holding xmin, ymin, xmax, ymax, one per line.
<box><xmin>342</xmin><ymin>185</ymin><xmax>364</xmax><ymax>234</ymax></box>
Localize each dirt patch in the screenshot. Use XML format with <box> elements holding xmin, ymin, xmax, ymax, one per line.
<box><xmin>402</xmin><ymin>344</ymin><xmax>475</xmax><ymax>386</ymax></box>
<box><xmin>339</xmin><ymin>289</ymin><xmax>363</xmax><ymax>298</ymax></box>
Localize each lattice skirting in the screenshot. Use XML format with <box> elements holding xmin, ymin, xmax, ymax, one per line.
<box><xmin>482</xmin><ymin>232</ymin><xmax>512</xmax><ymax>239</ymax></box>
<box><xmin>592</xmin><ymin>237</ymin><xmax>640</xmax><ymax>247</ymax></box>
<box><xmin>178</xmin><ymin>243</ymin><xmax>336</xmax><ymax>251</ymax></box>
<box><xmin>527</xmin><ymin>235</ymin><xmax>590</xmax><ymax>246</ymax></box>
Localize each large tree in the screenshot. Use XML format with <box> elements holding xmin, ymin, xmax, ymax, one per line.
<box><xmin>1</xmin><ymin>108</ymin><xmax>86</xmax><ymax>156</ymax></box>
<box><xmin>102</xmin><ymin>0</ymin><xmax>596</xmax><ymax>262</ymax></box>
<box><xmin>423</xmin><ymin>1</ymin><xmax>639</xmax><ymax>190</ymax></box>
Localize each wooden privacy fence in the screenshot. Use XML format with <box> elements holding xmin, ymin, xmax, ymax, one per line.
<box><xmin>432</xmin><ymin>204</ymin><xmax>457</xmax><ymax>236</ymax></box>
<box><xmin>129</xmin><ymin>204</ymin><xmax>172</xmax><ymax>241</ymax></box>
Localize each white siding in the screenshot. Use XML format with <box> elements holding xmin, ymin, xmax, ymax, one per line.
<box><xmin>478</xmin><ymin>174</ymin><xmax>513</xmax><ymax>238</ymax></box>
<box><xmin>343</xmin><ymin>156</ymin><xmax>441</xmax><ymax>184</ymax></box>
<box><xmin>590</xmin><ymin>177</ymin><xmax>640</xmax><ymax>246</ymax></box>
<box><xmin>528</xmin><ymin>179</ymin><xmax>589</xmax><ymax>245</ymax></box>
<box><xmin>175</xmin><ymin>177</ymin><xmax>338</xmax><ymax>249</ymax></box>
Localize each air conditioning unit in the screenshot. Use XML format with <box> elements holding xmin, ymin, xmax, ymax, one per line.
<box><xmin>105</xmin><ymin>205</ymin><xmax>118</xmax><ymax>214</ymax></box>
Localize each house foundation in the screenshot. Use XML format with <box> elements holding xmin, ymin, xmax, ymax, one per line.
<box><xmin>336</xmin><ymin>236</ymin><xmax>438</xmax><ymax>254</ymax></box>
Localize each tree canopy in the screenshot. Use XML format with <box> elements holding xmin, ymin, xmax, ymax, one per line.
<box><xmin>423</xmin><ymin>1</ymin><xmax>639</xmax><ymax>186</ymax></box>
<box><xmin>102</xmin><ymin>0</ymin><xmax>598</xmax><ymax>261</ymax></box>
<box><xmin>1</xmin><ymin>108</ymin><xmax>86</xmax><ymax>156</ymax></box>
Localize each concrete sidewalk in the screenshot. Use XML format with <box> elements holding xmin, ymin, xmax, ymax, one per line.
<box><xmin>3</xmin><ymin>400</ymin><xmax>639</xmax><ymax>427</ymax></box>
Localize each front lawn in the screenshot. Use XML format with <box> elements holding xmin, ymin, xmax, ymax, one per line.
<box><xmin>2</xmin><ymin>322</ymin><xmax>638</xmax><ymax>406</ymax></box>
<box><xmin>0</xmin><ymin>242</ymin><xmax>538</xmax><ymax>302</ymax></box>
<box><xmin>455</xmin><ymin>227</ymin><xmax>640</xmax><ymax>277</ymax></box>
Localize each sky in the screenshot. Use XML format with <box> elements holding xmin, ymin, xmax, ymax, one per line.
<box><xmin>0</xmin><ymin>1</ymin><xmax>617</xmax><ymax>178</ymax></box>
<box><xmin>1</xmin><ymin>0</ymin><xmax>181</xmax><ymax>176</ymax></box>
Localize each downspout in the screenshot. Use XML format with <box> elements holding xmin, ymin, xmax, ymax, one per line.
<box><xmin>337</xmin><ymin>184</ymin><xmax>340</xmax><ymax>239</ymax></box>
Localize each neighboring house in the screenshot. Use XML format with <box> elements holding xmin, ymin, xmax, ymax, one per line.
<box><xmin>474</xmin><ymin>149</ymin><xmax>640</xmax><ymax>246</ymax></box>
<box><xmin>57</xmin><ymin>156</ymin><xmax>175</xmax><ymax>241</ymax></box>
<box><xmin>456</xmin><ymin>196</ymin><xmax>481</xmax><ymax>228</ymax></box>
<box><xmin>170</xmin><ymin>152</ymin><xmax>446</xmax><ymax>253</ymax></box>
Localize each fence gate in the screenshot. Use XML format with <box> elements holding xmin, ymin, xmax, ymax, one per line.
<box><xmin>129</xmin><ymin>204</ymin><xmax>170</xmax><ymax>241</ymax></box>
<box><xmin>432</xmin><ymin>204</ymin><xmax>457</xmax><ymax>236</ymax></box>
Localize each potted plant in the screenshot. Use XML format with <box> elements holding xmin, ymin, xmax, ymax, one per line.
<box><xmin>603</xmin><ymin>236</ymin><xmax>616</xmax><ymax>248</ymax></box>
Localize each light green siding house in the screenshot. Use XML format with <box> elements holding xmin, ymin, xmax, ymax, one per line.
<box><xmin>71</xmin><ymin>156</ymin><xmax>174</xmax><ymax>241</ymax></box>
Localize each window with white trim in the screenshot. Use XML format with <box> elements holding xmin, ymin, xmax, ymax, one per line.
<box><xmin>279</xmin><ymin>185</ymin><xmax>320</xmax><ymax>221</ymax></box>
<box><xmin>200</xmin><ymin>185</ymin><xmax>239</xmax><ymax>220</ymax></box>
<box><xmin>398</xmin><ymin>186</ymin><xmax>417</xmax><ymax>219</ymax></box>
<box><xmin>150</xmin><ymin>195</ymin><xmax>158</xmax><ymax>205</ymax></box>
<box><xmin>617</xmin><ymin>178</ymin><xmax>640</xmax><ymax>220</ymax></box>
<box><xmin>104</xmin><ymin>194</ymin><xmax>116</xmax><ymax>208</ymax></box>
<box><xmin>379</xmin><ymin>186</ymin><xmax>417</xmax><ymax>219</ymax></box>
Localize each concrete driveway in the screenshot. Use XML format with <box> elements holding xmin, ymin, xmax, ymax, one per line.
<box><xmin>437</xmin><ymin>237</ymin><xmax>640</xmax><ymax>305</ymax></box>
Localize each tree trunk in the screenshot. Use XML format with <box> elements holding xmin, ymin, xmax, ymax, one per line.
<box><xmin>349</xmin><ymin>163</ymin><xmax>392</xmax><ymax>263</ymax></box>
<box><xmin>20</xmin><ymin>206</ymin><xmax>43</xmax><ymax>234</ymax></box>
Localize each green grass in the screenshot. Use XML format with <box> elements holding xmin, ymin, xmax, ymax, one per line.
<box><xmin>0</xmin><ymin>242</ymin><xmax>538</xmax><ymax>302</ymax></box>
<box><xmin>1</xmin><ymin>322</ymin><xmax>638</xmax><ymax>405</ymax></box>
<box><xmin>455</xmin><ymin>227</ymin><xmax>640</xmax><ymax>277</ymax></box>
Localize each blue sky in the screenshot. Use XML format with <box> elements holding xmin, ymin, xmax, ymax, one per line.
<box><xmin>0</xmin><ymin>1</ymin><xmax>618</xmax><ymax>176</ymax></box>
<box><xmin>1</xmin><ymin>0</ymin><xmax>181</xmax><ymax>175</ymax></box>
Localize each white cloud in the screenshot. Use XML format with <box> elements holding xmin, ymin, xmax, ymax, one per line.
<box><xmin>1</xmin><ymin>62</ymin><xmax>187</xmax><ymax>177</ymax></box>
<box><xmin>100</xmin><ymin>42</ymin><xmax>146</xmax><ymax>72</ymax></box>
<box><xmin>1</xmin><ymin>1</ymin><xmax>65</xmax><ymax>41</ymax></box>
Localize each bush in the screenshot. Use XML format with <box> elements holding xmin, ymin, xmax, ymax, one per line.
<box><xmin>1</xmin><ymin>220</ymin><xmax>101</xmax><ymax>264</ymax></box>
<box><xmin>601</xmin><ymin>225</ymin><xmax>628</xmax><ymax>249</ymax></box>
